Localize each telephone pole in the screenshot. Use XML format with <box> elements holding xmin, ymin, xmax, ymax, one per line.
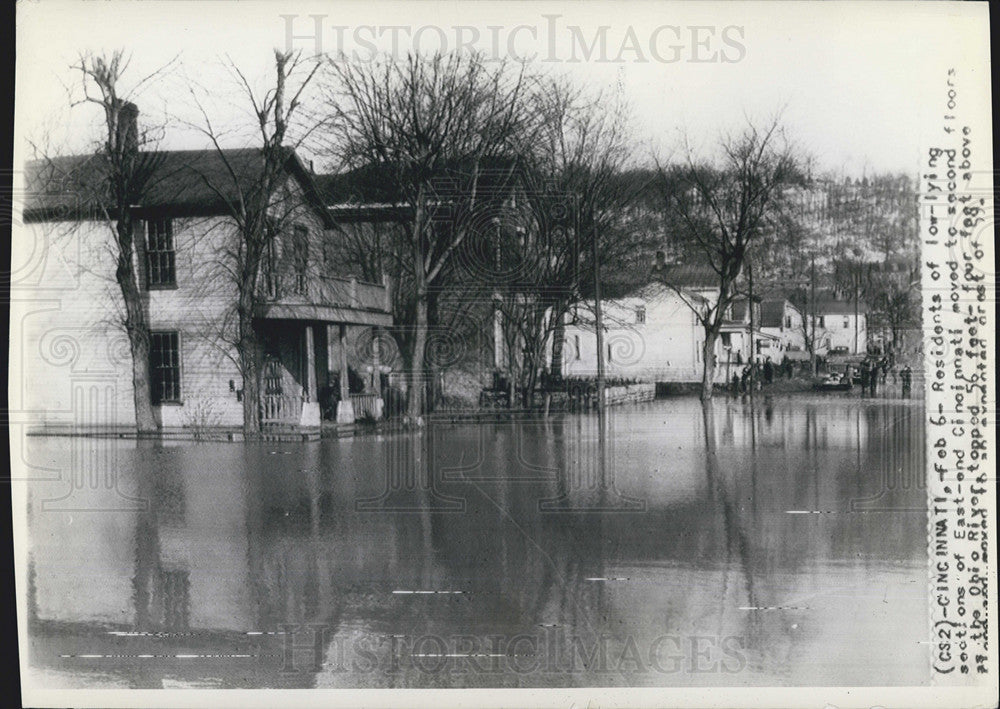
<box><xmin>591</xmin><ymin>215</ymin><xmax>606</xmax><ymax>414</ymax></box>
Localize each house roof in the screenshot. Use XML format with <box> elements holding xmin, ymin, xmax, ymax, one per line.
<box><xmin>22</xmin><ymin>148</ymin><xmax>335</xmax><ymax>228</ymax></box>
<box><xmin>730</xmin><ymin>300</ymin><xmax>750</xmax><ymax>322</ymax></box>
<box><xmin>815</xmin><ymin>298</ymin><xmax>867</xmax><ymax>315</ymax></box>
<box><xmin>650</xmin><ymin>263</ymin><xmax>718</xmax><ymax>288</ymax></box>
<box><xmin>315</xmin><ymin>156</ymin><xmax>525</xmax><ymax>222</ymax></box>
<box><xmin>759</xmin><ymin>299</ymin><xmax>788</xmax><ymax>328</ymax></box>
<box><xmin>608</xmin><ymin>280</ymin><xmax>709</xmax><ymax>304</ymax></box>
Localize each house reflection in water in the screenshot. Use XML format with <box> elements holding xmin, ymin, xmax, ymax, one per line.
<box><xmin>25</xmin><ymin>398</ymin><xmax>928</xmax><ymax>688</ymax></box>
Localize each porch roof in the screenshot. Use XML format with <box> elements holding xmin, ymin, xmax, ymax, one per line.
<box><xmin>256</xmin><ymin>275</ymin><xmax>393</xmax><ymax>326</ymax></box>
<box><xmin>256</xmin><ymin>303</ymin><xmax>393</xmax><ymax>326</ymax></box>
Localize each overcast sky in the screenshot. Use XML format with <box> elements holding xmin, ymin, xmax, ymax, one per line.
<box><xmin>15</xmin><ymin>0</ymin><xmax>991</xmax><ymax>177</ymax></box>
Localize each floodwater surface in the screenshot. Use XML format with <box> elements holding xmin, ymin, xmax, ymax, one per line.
<box><xmin>20</xmin><ymin>396</ymin><xmax>928</xmax><ymax>688</ymax></box>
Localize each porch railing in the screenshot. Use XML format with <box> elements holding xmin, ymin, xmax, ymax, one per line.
<box><xmin>261</xmin><ymin>272</ymin><xmax>390</xmax><ymax>312</ymax></box>
<box><xmin>350</xmin><ymin>392</ymin><xmax>382</xmax><ymax>421</ymax></box>
<box><xmin>261</xmin><ymin>394</ymin><xmax>301</xmax><ymax>426</ymax></box>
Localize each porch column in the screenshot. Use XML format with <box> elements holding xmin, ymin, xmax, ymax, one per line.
<box><xmin>300</xmin><ymin>325</ymin><xmax>320</xmax><ymax>427</ymax></box>
<box><xmin>335</xmin><ymin>323</ymin><xmax>355</xmax><ymax>424</ymax></box>
<box><xmin>370</xmin><ymin>327</ymin><xmax>380</xmax><ymax>390</ymax></box>
<box><xmin>372</xmin><ymin>326</ymin><xmax>384</xmax><ymax>420</ymax></box>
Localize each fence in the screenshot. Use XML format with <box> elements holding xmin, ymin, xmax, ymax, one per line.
<box><xmin>261</xmin><ymin>394</ymin><xmax>302</xmax><ymax>426</ymax></box>
<box><xmin>350</xmin><ymin>392</ymin><xmax>382</xmax><ymax>421</ymax></box>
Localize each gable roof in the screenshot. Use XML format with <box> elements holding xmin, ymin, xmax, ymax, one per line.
<box><xmin>815</xmin><ymin>298</ymin><xmax>867</xmax><ymax>315</ymax></box>
<box><xmin>22</xmin><ymin>148</ymin><xmax>334</xmax><ymax>228</ymax></box>
<box><xmin>650</xmin><ymin>263</ymin><xmax>718</xmax><ymax>289</ymax></box>
<box><xmin>759</xmin><ymin>299</ymin><xmax>788</xmax><ymax>328</ymax></box>
<box><xmin>315</xmin><ymin>157</ymin><xmax>526</xmax><ymax>223</ymax></box>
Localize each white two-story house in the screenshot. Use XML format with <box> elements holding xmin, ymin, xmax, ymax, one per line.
<box><xmin>17</xmin><ymin>135</ymin><xmax>392</xmax><ymax>434</ymax></box>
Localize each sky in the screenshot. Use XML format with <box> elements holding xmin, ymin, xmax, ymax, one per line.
<box><xmin>14</xmin><ymin>0</ymin><xmax>992</xmax><ymax>177</ymax></box>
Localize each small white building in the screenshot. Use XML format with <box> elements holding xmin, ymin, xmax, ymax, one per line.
<box><xmin>760</xmin><ymin>299</ymin><xmax>804</xmax><ymax>353</ymax></box>
<box><xmin>560</xmin><ymin>282</ymin><xmax>773</xmax><ymax>384</ymax></box>
<box><xmin>562</xmin><ymin>283</ymin><xmax>706</xmax><ymax>382</ymax></box>
<box><xmin>814</xmin><ymin>298</ymin><xmax>868</xmax><ymax>355</ymax></box>
<box><xmin>758</xmin><ymin>296</ymin><xmax>868</xmax><ymax>359</ymax></box>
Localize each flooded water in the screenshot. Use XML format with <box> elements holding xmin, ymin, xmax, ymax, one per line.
<box><xmin>20</xmin><ymin>396</ymin><xmax>928</xmax><ymax>688</ymax></box>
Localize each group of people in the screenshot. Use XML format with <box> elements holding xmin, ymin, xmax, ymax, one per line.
<box><xmin>731</xmin><ymin>355</ymin><xmax>793</xmax><ymax>395</ymax></box>
<box><xmin>844</xmin><ymin>355</ymin><xmax>913</xmax><ymax>397</ymax></box>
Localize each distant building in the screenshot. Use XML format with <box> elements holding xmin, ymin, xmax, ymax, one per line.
<box><xmin>760</xmin><ymin>298</ymin><xmax>805</xmax><ymax>354</ymax></box>
<box><xmin>813</xmin><ymin>297</ymin><xmax>868</xmax><ymax>355</ymax></box>
<box><xmin>559</xmin><ymin>270</ymin><xmax>776</xmax><ymax>384</ymax></box>
<box><xmin>758</xmin><ymin>294</ymin><xmax>868</xmax><ymax>359</ymax></box>
<box><xmin>562</xmin><ymin>283</ymin><xmax>707</xmax><ymax>382</ymax></box>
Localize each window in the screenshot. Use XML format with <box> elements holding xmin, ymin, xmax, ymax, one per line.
<box><xmin>819</xmin><ymin>316</ymin><xmax>825</xmax><ymax>328</ymax></box>
<box><xmin>635</xmin><ymin>306</ymin><xmax>646</xmax><ymax>324</ymax></box>
<box><xmin>574</xmin><ymin>335</ymin><xmax>581</xmax><ymax>360</ymax></box>
<box><xmin>721</xmin><ymin>332</ymin><xmax>731</xmax><ymax>347</ymax></box>
<box><xmin>843</xmin><ymin>317</ymin><xmax>850</xmax><ymax>329</ymax></box>
<box><xmin>292</xmin><ymin>225</ymin><xmax>308</xmax><ymax>294</ymax></box>
<box><xmin>146</xmin><ymin>218</ymin><xmax>175</xmax><ymax>287</ymax></box>
<box><xmin>784</xmin><ymin>315</ymin><xmax>792</xmax><ymax>329</ymax></box>
<box><xmin>150</xmin><ymin>331</ymin><xmax>181</xmax><ymax>403</ymax></box>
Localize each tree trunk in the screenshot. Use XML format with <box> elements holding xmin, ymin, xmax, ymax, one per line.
<box><xmin>424</xmin><ymin>290</ymin><xmax>440</xmax><ymax>413</ymax></box>
<box><xmin>700</xmin><ymin>329</ymin><xmax>719</xmax><ymax>402</ymax></box>
<box><xmin>115</xmin><ymin>217</ymin><xmax>157</xmax><ymax>433</ymax></box>
<box><xmin>406</xmin><ymin>294</ymin><xmax>427</xmax><ymax>421</ymax></box>
<box><xmin>238</xmin><ymin>292</ymin><xmax>262</xmax><ymax>437</ymax></box>
<box><xmin>405</xmin><ymin>193</ymin><xmax>428</xmax><ymax>423</ymax></box>
<box><xmin>550</xmin><ymin>318</ymin><xmax>565</xmax><ymax>378</ymax></box>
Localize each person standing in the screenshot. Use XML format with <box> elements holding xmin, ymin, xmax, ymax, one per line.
<box><xmin>901</xmin><ymin>365</ymin><xmax>912</xmax><ymax>398</ymax></box>
<box><xmin>763</xmin><ymin>357</ymin><xmax>774</xmax><ymax>384</ymax></box>
<box><xmin>859</xmin><ymin>359</ymin><xmax>871</xmax><ymax>397</ymax></box>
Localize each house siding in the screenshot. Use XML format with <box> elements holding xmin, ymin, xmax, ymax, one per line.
<box><xmin>562</xmin><ymin>287</ymin><xmax>707</xmax><ymax>383</ymax></box>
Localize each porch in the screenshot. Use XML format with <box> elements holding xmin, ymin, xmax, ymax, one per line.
<box><xmin>256</xmin><ymin>274</ymin><xmax>393</xmax><ymax>430</ymax></box>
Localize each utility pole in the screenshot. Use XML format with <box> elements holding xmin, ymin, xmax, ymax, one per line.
<box><xmin>748</xmin><ymin>259</ymin><xmax>755</xmax><ymax>392</ymax></box>
<box><xmin>810</xmin><ymin>255</ymin><xmax>817</xmax><ymax>375</ymax></box>
<box><xmin>854</xmin><ymin>280</ymin><xmax>859</xmax><ymax>355</ymax></box>
<box><xmin>591</xmin><ymin>214</ymin><xmax>606</xmax><ymax>414</ymax></box>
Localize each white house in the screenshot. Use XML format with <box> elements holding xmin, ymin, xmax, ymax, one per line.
<box><xmin>759</xmin><ymin>298</ymin><xmax>804</xmax><ymax>354</ymax></box>
<box><xmin>559</xmin><ymin>278</ymin><xmax>776</xmax><ymax>384</ymax></box>
<box><xmin>758</xmin><ymin>295</ymin><xmax>868</xmax><ymax>360</ymax></box>
<box><xmin>814</xmin><ymin>298</ymin><xmax>868</xmax><ymax>354</ymax></box>
<box><xmin>17</xmin><ymin>133</ymin><xmax>392</xmax><ymax>433</ymax></box>
<box><xmin>562</xmin><ymin>283</ymin><xmax>705</xmax><ymax>382</ymax></box>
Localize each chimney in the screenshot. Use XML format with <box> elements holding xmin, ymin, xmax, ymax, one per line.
<box><xmin>116</xmin><ymin>101</ymin><xmax>139</xmax><ymax>158</ymax></box>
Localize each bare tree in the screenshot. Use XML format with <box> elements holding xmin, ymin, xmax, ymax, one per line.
<box><xmin>654</xmin><ymin>119</ymin><xmax>800</xmax><ymax>400</ymax></box>
<box><xmin>185</xmin><ymin>50</ymin><xmax>322</xmax><ymax>436</ymax></box>
<box><xmin>30</xmin><ymin>51</ymin><xmax>174</xmax><ymax>432</ymax></box>
<box><xmin>320</xmin><ymin>52</ymin><xmax>533</xmax><ymax>421</ymax></box>
<box><xmin>867</xmin><ymin>259</ymin><xmax>920</xmax><ymax>352</ymax></box>
<box><xmin>520</xmin><ymin>78</ymin><xmax>653</xmax><ymax>384</ymax></box>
